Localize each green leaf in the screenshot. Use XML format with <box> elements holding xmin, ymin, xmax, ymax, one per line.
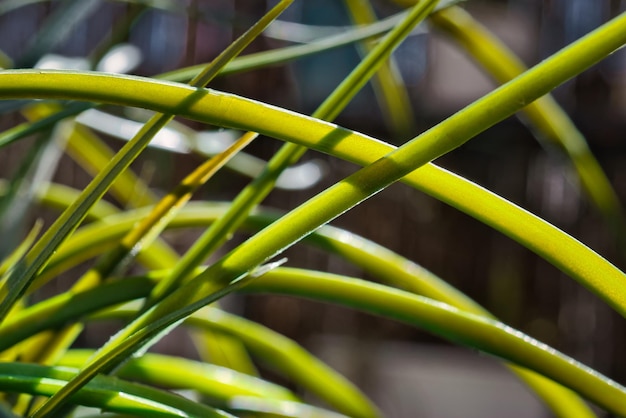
<box><xmin>343</xmin><ymin>0</ymin><xmax>417</xmax><ymax>137</ymax></box>
<box><xmin>98</xmin><ymin>305</ymin><xmax>380</xmax><ymax>418</ymax></box>
<box><xmin>6</xmin><ymin>68</ymin><xmax>625</xmax><ymax>321</ymax></box>
<box><xmin>0</xmin><ymin>270</ymin><xmax>377</xmax><ymax>417</ymax></box>
<box><xmin>430</xmin><ymin>6</ymin><xmax>626</xmax><ymax>242</ymax></box>
<box><xmin>242</xmin><ymin>268</ymin><xmax>626</xmax><ymax>416</ymax></box>
<box><xmin>1</xmin><ymin>10</ymin><xmax>623</xmax><ymax>418</ymax></box>
<box><xmin>28</xmin><ymin>2</ymin><xmax>296</xmax><ymax>415</ymax></box>
<box><xmin>58</xmin><ymin>350</ymin><xmax>298</xmax><ymax>406</ymax></box>
<box><xmin>159</xmin><ymin>9</ymin><xmax>408</xmax><ymax>82</ymax></box>
<box><xmin>143</xmin><ymin>0</ymin><xmax>441</xmax><ymax>311</ymax></box>
<box><xmin>0</xmin><ymin>0</ymin><xmax>295</xmax><ymax>329</ymax></box>
<box><xmin>0</xmin><ymin>362</ymin><xmax>233</xmax><ymax>417</ymax></box>
<box><xmin>3</xmin><ymin>266</ymin><xmax>622</xmax><ymax>414</ymax></box>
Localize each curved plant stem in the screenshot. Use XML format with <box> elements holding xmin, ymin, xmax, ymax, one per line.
<box><xmin>90</xmin><ymin>303</ymin><xmax>376</xmax><ymax>417</ymax></box>
<box><xmin>430</xmin><ymin>5</ymin><xmax>626</xmax><ymax>243</ymax></box>
<box><xmin>4</xmin><ymin>266</ymin><xmax>623</xmax><ymax>415</ymax></box>
<box><xmin>343</xmin><ymin>0</ymin><xmax>416</xmax><ymax>137</ymax></box>
<box><xmin>4</xmin><ymin>70</ymin><xmax>626</xmax><ymax>318</ymax></box>
<box><xmin>1</xmin><ymin>11</ymin><xmax>624</xmax><ymax>416</ymax></box>
<box><xmin>58</xmin><ymin>350</ymin><xmax>298</xmax><ymax>405</ymax></box>
<box><xmin>0</xmin><ymin>363</ymin><xmax>232</xmax><ymax>417</ymax></box>
<box><xmin>23</xmin><ymin>2</ymin><xmax>297</xmax><ymax>415</ymax></box>
<box><xmin>29</xmin><ymin>269</ymin><xmax>289</xmax><ymax>418</ymax></box>
<box><xmin>160</xmin><ymin>9</ymin><xmax>410</xmax><ymax>82</ymax></box>
<box><xmin>11</xmin><ymin>44</ymin><xmax>618</xmax><ymax>298</ymax></box>
<box><xmin>0</xmin><ymin>0</ymin><xmax>294</xmax><ymax>324</ymax></box>
<box><xmin>0</xmin><ymin>10</ymin><xmax>409</xmax><ymax>151</ymax></box>
<box><xmin>0</xmin><ymin>9</ymin><xmax>623</xmax><ymax>319</ymax></box>
<box><xmin>104</xmin><ymin>14</ymin><xmax>626</xmax><ymax>417</ymax></box>
<box><xmin>143</xmin><ymin>0</ymin><xmax>440</xmax><ymax>311</ymax></box>
<box><xmin>241</xmin><ymin>268</ymin><xmax>626</xmax><ymax>416</ymax></box>
<box><xmin>0</xmin><ymin>276</ymin><xmax>378</xmax><ymax>418</ymax></box>
<box><xmin>142</xmin><ymin>131</ymin><xmax>257</xmax><ymax>305</ymax></box>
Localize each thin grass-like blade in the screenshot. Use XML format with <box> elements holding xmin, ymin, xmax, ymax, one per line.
<box><xmin>0</xmin><ymin>11</ymin><xmax>624</xmax><ymax>416</ymax></box>
<box><xmin>28</xmin><ymin>1</ymin><xmax>296</xmax><ymax>415</ymax></box>
<box><xmin>242</xmin><ymin>268</ymin><xmax>626</xmax><ymax>416</ymax></box>
<box><xmin>145</xmin><ymin>0</ymin><xmax>441</xmax><ymax>311</ymax></box>
<box><xmin>0</xmin><ymin>0</ymin><xmax>295</xmax><ymax>328</ymax></box>
<box><xmin>2</xmin><ymin>265</ymin><xmax>623</xmax><ymax>415</ymax></box>
<box><xmin>2</xmin><ymin>67</ymin><xmax>625</xmax><ymax>319</ymax></box>
<box><xmin>82</xmin><ymin>13</ymin><xmax>626</xmax><ymax>417</ymax></box>
<box><xmin>343</xmin><ymin>0</ymin><xmax>416</xmax><ymax>138</ymax></box>
<box><xmin>160</xmin><ymin>10</ymin><xmax>409</xmax><ymax>82</ymax></box>
<box><xmin>58</xmin><ymin>350</ymin><xmax>297</xmax><ymax>405</ymax></box>
<box><xmin>4</xmin><ymin>279</ymin><xmax>378</xmax><ymax>418</ymax></box>
<box><xmin>0</xmin><ymin>362</ymin><xmax>232</xmax><ymax>417</ymax></box>
<box><xmin>153</xmin><ymin>306</ymin><xmax>398</xmax><ymax>417</ymax></box>
<box><xmin>430</xmin><ymin>6</ymin><xmax>626</xmax><ymax>244</ymax></box>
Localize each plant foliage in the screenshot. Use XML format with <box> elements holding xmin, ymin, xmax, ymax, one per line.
<box><xmin>0</xmin><ymin>0</ymin><xmax>624</xmax><ymax>417</ymax></box>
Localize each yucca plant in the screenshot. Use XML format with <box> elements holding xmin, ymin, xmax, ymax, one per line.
<box><xmin>0</xmin><ymin>0</ymin><xmax>624</xmax><ymax>416</ymax></box>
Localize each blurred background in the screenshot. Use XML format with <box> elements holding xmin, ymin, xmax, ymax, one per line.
<box><xmin>0</xmin><ymin>0</ymin><xmax>625</xmax><ymax>416</ymax></box>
